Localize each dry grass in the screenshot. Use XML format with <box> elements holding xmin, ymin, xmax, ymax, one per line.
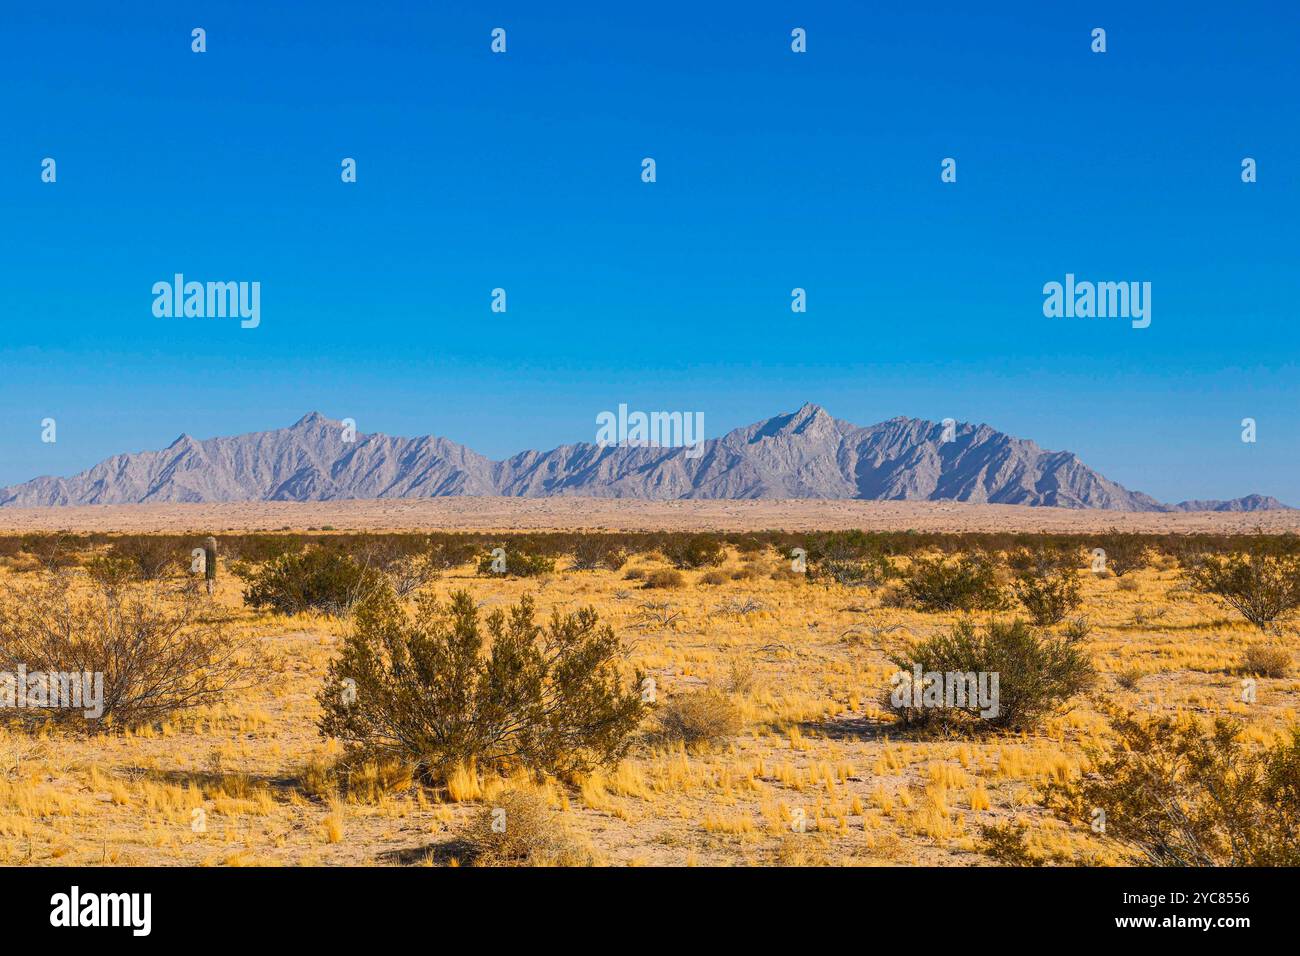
<box><xmin>0</xmin><ymin>537</ymin><xmax>1296</xmax><ymax>867</ymax></box>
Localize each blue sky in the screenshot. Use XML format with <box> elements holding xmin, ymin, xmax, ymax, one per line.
<box><xmin>1</xmin><ymin>1</ymin><xmax>1297</xmax><ymax>503</ymax></box>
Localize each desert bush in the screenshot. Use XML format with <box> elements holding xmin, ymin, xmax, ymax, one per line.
<box><xmin>1092</xmin><ymin>533</ymin><xmax>1148</xmax><ymax>577</ymax></box>
<box><xmin>570</xmin><ymin>538</ymin><xmax>628</xmax><ymax>572</ymax></box>
<box><xmin>979</xmin><ymin>822</ymin><xmax>1044</xmax><ymax>867</ymax></box>
<box><xmin>664</xmin><ymin>534</ymin><xmax>725</xmax><ymax>570</ymax></box>
<box><xmin>808</xmin><ymin>555</ymin><xmax>893</xmax><ymax>589</ymax></box>
<box><xmin>656</xmin><ymin>690</ymin><xmax>742</xmax><ymax>746</ymax></box>
<box><xmin>1113</xmin><ymin>666</ymin><xmax>1144</xmax><ymax>690</ymax></box>
<box><xmin>623</xmin><ymin>567</ymin><xmax>646</xmax><ymax>581</ymax></box>
<box><xmin>363</xmin><ymin>536</ymin><xmax>477</xmax><ymax>597</ymax></box>
<box><xmin>219</xmin><ymin>534</ymin><xmax>308</xmax><ymax>564</ymax></box>
<box><xmin>109</xmin><ymin>536</ymin><xmax>181</xmax><ymax>579</ymax></box>
<box><xmin>237</xmin><ymin>549</ymin><xmax>382</xmax><ymax>616</ymax></box>
<box><xmin>84</xmin><ymin>554</ymin><xmax>142</xmax><ymax>597</ymax></box>
<box><xmin>1008</xmin><ymin>548</ymin><xmax>1082</xmax><ymax>626</ymax></box>
<box><xmin>877</xmin><ymin>583</ymin><xmax>910</xmax><ymax>608</ymax></box>
<box><xmin>19</xmin><ymin>533</ymin><xmax>80</xmax><ymax>571</ymax></box>
<box><xmin>464</xmin><ymin>788</ymin><xmax>592</xmax><ymax>866</ymax></box>
<box><xmin>1184</xmin><ymin>547</ymin><xmax>1300</xmax><ymax>630</ymax></box>
<box><xmin>318</xmin><ymin>589</ymin><xmax>644</xmax><ymax>780</ymax></box>
<box><xmin>354</xmin><ymin>538</ymin><xmax>445</xmax><ymax>598</ymax></box>
<box><xmin>807</xmin><ymin>530</ymin><xmax>894</xmax><ymax>560</ymax></box>
<box><xmin>475</xmin><ymin>549</ymin><xmax>555</xmax><ymax>578</ymax></box>
<box><xmin>1242</xmin><ymin>644</ymin><xmax>1292</xmax><ymax>678</ymax></box>
<box><xmin>1059</xmin><ymin>616</ymin><xmax>1092</xmax><ymax>643</ymax></box>
<box><xmin>885</xmin><ymin>618</ymin><xmax>1095</xmax><ymax>732</ymax></box>
<box><xmin>724</xmin><ymin>658</ymin><xmax>757</xmax><ymax>695</ymax></box>
<box><xmin>0</xmin><ymin>573</ymin><xmax>254</xmax><ymax>731</ymax></box>
<box><xmin>899</xmin><ymin>553</ymin><xmax>1005</xmax><ymax>612</ymax></box>
<box><xmin>379</xmin><ymin>552</ymin><xmax>442</xmax><ymax>599</ymax></box>
<box><xmin>1043</xmin><ymin>712</ymin><xmax>1300</xmax><ymax>866</ymax></box>
<box><xmin>642</xmin><ymin>568</ymin><xmax>685</xmax><ymax>590</ymax></box>
<box><xmin>697</xmin><ymin>569</ymin><xmax>729</xmax><ymax>586</ymax></box>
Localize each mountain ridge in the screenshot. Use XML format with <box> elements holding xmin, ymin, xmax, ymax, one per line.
<box><xmin>0</xmin><ymin>404</ymin><xmax>1286</xmax><ymax>512</ymax></box>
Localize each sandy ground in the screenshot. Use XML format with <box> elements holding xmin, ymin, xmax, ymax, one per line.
<box><xmin>0</xmin><ymin>497</ymin><xmax>1296</xmax><ymax>534</ymax></box>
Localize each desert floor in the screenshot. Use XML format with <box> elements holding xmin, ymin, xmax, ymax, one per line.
<box><xmin>0</xmin><ymin>497</ymin><xmax>1297</xmax><ymax>534</ymax></box>
<box><xmin>1</xmin><ymin>545</ymin><xmax>1296</xmax><ymax>867</ymax></box>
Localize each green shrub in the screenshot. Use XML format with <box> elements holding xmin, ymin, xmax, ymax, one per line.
<box><xmin>318</xmin><ymin>590</ymin><xmax>644</xmax><ymax>780</ymax></box>
<box><xmin>885</xmin><ymin>618</ymin><xmax>1095</xmax><ymax>732</ymax></box>
<box><xmin>808</xmin><ymin>555</ymin><xmax>892</xmax><ymax>588</ymax></box>
<box><xmin>476</xmin><ymin>549</ymin><xmax>555</xmax><ymax>578</ymax></box>
<box><xmin>1009</xmin><ymin>547</ymin><xmax>1083</xmax><ymax>625</ymax></box>
<box><xmin>238</xmin><ymin>549</ymin><xmax>382</xmax><ymax>616</ymax></box>
<box><xmin>664</xmin><ymin>535</ymin><xmax>725</xmax><ymax>570</ymax></box>
<box><xmin>1184</xmin><ymin>547</ymin><xmax>1300</xmax><ymax>630</ymax></box>
<box><xmin>110</xmin><ymin>536</ymin><xmax>181</xmax><ymax>580</ymax></box>
<box><xmin>1092</xmin><ymin>533</ymin><xmax>1148</xmax><ymax>577</ymax></box>
<box><xmin>900</xmin><ymin>554</ymin><xmax>1005</xmax><ymax>612</ymax></box>
<box><xmin>84</xmin><ymin>554</ymin><xmax>140</xmax><ymax>596</ymax></box>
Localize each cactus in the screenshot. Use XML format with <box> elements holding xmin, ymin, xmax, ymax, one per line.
<box><xmin>203</xmin><ymin>536</ymin><xmax>218</xmax><ymax>594</ymax></box>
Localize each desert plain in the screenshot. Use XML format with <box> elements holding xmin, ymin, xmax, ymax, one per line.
<box><xmin>0</xmin><ymin>497</ymin><xmax>1296</xmax><ymax>867</ymax></box>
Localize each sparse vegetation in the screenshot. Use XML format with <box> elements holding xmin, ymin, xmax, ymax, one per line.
<box><xmin>109</xmin><ymin>535</ymin><xmax>181</xmax><ymax>580</ymax></box>
<box><xmin>1092</xmin><ymin>533</ymin><xmax>1149</xmax><ymax>577</ymax></box>
<box><xmin>476</xmin><ymin>549</ymin><xmax>555</xmax><ymax>578</ymax></box>
<box><xmin>464</xmin><ymin>788</ymin><xmax>592</xmax><ymax>866</ymax></box>
<box><xmin>1242</xmin><ymin>643</ymin><xmax>1291</xmax><ymax>678</ymax></box>
<box><xmin>0</xmin><ymin>525</ymin><xmax>1296</xmax><ymax>868</ymax></box>
<box><xmin>570</xmin><ymin>537</ymin><xmax>628</xmax><ymax>572</ymax></box>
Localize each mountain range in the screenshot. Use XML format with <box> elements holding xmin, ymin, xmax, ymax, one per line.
<box><xmin>0</xmin><ymin>404</ymin><xmax>1286</xmax><ymax>512</ymax></box>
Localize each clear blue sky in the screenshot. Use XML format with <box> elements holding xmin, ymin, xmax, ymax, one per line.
<box><xmin>2</xmin><ymin>1</ymin><xmax>1297</xmax><ymax>503</ymax></box>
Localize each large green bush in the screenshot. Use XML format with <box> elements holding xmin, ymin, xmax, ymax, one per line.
<box><xmin>1184</xmin><ymin>546</ymin><xmax>1300</xmax><ymax>630</ymax></box>
<box><xmin>238</xmin><ymin>549</ymin><xmax>382</xmax><ymax>616</ymax></box>
<box><xmin>900</xmin><ymin>553</ymin><xmax>1005</xmax><ymax>612</ymax></box>
<box><xmin>885</xmin><ymin>617</ymin><xmax>1095</xmax><ymax>732</ymax></box>
<box><xmin>318</xmin><ymin>590</ymin><xmax>644</xmax><ymax>780</ymax></box>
